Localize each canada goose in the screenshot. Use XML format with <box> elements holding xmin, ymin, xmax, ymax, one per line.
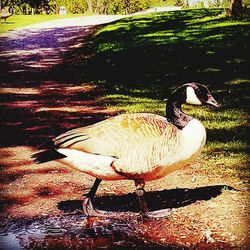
<box><xmin>33</xmin><ymin>83</ymin><xmax>220</xmax><ymax>218</ymax></box>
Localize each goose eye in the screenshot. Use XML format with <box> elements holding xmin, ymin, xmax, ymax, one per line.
<box><xmin>195</xmin><ymin>88</ymin><xmax>202</xmax><ymax>96</ymax></box>
<box><xmin>195</xmin><ymin>88</ymin><xmax>208</xmax><ymax>101</ymax></box>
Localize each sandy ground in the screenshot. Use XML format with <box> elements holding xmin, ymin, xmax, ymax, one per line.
<box><xmin>0</xmin><ymin>16</ymin><xmax>249</xmax><ymax>249</ymax></box>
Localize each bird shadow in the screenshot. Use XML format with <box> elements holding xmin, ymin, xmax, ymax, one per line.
<box><xmin>58</xmin><ymin>185</ymin><xmax>236</xmax><ymax>213</ymax></box>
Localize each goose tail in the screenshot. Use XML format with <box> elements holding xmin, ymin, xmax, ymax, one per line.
<box><xmin>32</xmin><ymin>149</ymin><xmax>66</xmax><ymax>164</ymax></box>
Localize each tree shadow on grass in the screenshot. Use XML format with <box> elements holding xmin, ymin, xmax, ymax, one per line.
<box><xmin>58</xmin><ymin>184</ymin><xmax>235</xmax><ymax>213</ymax></box>
<box><xmin>54</xmin><ymin>9</ymin><xmax>249</xmax><ymax>93</ymax></box>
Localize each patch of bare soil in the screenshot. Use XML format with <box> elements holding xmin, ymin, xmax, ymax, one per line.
<box><xmin>0</xmin><ymin>21</ymin><xmax>249</xmax><ymax>249</ymax></box>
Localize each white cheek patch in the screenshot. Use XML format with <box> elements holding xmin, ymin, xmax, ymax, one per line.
<box><xmin>186</xmin><ymin>87</ymin><xmax>202</xmax><ymax>105</ymax></box>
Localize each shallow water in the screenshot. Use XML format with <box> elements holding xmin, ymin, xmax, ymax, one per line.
<box><xmin>0</xmin><ymin>214</ymin><xmax>166</xmax><ymax>250</ymax></box>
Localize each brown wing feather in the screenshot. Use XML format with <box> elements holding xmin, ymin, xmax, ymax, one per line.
<box><xmin>53</xmin><ymin>113</ymin><xmax>176</xmax><ymax>158</ymax></box>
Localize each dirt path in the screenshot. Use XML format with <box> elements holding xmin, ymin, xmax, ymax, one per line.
<box><xmin>0</xmin><ymin>17</ymin><xmax>249</xmax><ymax>249</ymax></box>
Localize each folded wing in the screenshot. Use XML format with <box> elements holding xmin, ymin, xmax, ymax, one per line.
<box><xmin>54</xmin><ymin>113</ymin><xmax>180</xmax><ymax>175</ymax></box>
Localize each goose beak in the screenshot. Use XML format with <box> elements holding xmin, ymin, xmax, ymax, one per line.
<box><xmin>206</xmin><ymin>95</ymin><xmax>221</xmax><ymax>108</ymax></box>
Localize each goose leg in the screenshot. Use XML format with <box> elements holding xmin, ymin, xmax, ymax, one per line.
<box><xmin>135</xmin><ymin>179</ymin><xmax>172</xmax><ymax>219</ymax></box>
<box><xmin>82</xmin><ymin>178</ymin><xmax>107</xmax><ymax>217</ymax></box>
<box><xmin>135</xmin><ymin>179</ymin><xmax>149</xmax><ymax>216</ymax></box>
<box><xmin>82</xmin><ymin>179</ymin><xmax>125</xmax><ymax>219</ymax></box>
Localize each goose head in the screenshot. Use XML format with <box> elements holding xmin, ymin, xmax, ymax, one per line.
<box><xmin>185</xmin><ymin>83</ymin><xmax>220</xmax><ymax>108</ymax></box>
<box><xmin>170</xmin><ymin>83</ymin><xmax>220</xmax><ymax>108</ymax></box>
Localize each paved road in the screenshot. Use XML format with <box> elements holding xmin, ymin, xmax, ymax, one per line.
<box><xmin>0</xmin><ymin>15</ymin><xmax>126</xmax><ymax>79</ymax></box>
<box><xmin>0</xmin><ymin>15</ymin><xmax>120</xmax><ymax>147</ymax></box>
<box><xmin>21</xmin><ymin>15</ymin><xmax>127</xmax><ymax>29</ymax></box>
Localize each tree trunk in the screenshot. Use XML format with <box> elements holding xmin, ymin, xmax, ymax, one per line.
<box><xmin>94</xmin><ymin>0</ymin><xmax>100</xmax><ymax>15</ymax></box>
<box><xmin>87</xmin><ymin>0</ymin><xmax>93</xmax><ymax>14</ymax></box>
<box><xmin>230</xmin><ymin>0</ymin><xmax>243</xmax><ymax>17</ymax></box>
<box><xmin>124</xmin><ymin>0</ymin><xmax>130</xmax><ymax>15</ymax></box>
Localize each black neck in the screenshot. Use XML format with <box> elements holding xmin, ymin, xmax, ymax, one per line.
<box><xmin>166</xmin><ymin>97</ymin><xmax>193</xmax><ymax>129</ymax></box>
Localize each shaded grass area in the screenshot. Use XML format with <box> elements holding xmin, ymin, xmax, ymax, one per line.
<box><xmin>0</xmin><ymin>14</ymin><xmax>83</xmax><ymax>33</ymax></box>
<box><xmin>57</xmin><ymin>9</ymin><xmax>250</xmax><ymax>178</ymax></box>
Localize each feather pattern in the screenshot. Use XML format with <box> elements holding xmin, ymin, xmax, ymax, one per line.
<box><xmin>53</xmin><ymin>113</ymin><xmax>183</xmax><ymax>177</ymax></box>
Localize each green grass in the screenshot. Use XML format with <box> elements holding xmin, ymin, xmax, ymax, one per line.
<box><xmin>55</xmin><ymin>9</ymin><xmax>250</xmax><ymax>179</ymax></box>
<box><xmin>0</xmin><ymin>14</ymin><xmax>83</xmax><ymax>33</ymax></box>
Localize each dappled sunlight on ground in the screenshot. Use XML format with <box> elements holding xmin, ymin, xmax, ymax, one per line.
<box><xmin>0</xmin><ymin>80</ymin><xmax>117</xmax><ymax>148</ymax></box>
<box><xmin>0</xmin><ymin>87</ymin><xmax>41</xmax><ymax>95</ymax></box>
<box><xmin>36</xmin><ymin>104</ymin><xmax>115</xmax><ymax>113</ymax></box>
<box><xmin>0</xmin><ymin>26</ymin><xmax>96</xmax><ymax>77</ymax></box>
<box><xmin>0</xmin><ymin>12</ymin><xmax>249</xmax><ymax>249</ymax></box>
<box><xmin>0</xmin><ymin>146</ymin><xmax>93</xmax><ymax>218</ymax></box>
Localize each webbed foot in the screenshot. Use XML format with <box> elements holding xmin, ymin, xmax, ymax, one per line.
<box><xmin>82</xmin><ymin>197</ymin><xmax>109</xmax><ymax>217</ymax></box>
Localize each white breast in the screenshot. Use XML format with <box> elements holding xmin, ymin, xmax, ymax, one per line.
<box><xmin>139</xmin><ymin>119</ymin><xmax>207</xmax><ymax>181</ymax></box>
<box><xmin>180</xmin><ymin>118</ymin><xmax>206</xmax><ymax>159</ymax></box>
